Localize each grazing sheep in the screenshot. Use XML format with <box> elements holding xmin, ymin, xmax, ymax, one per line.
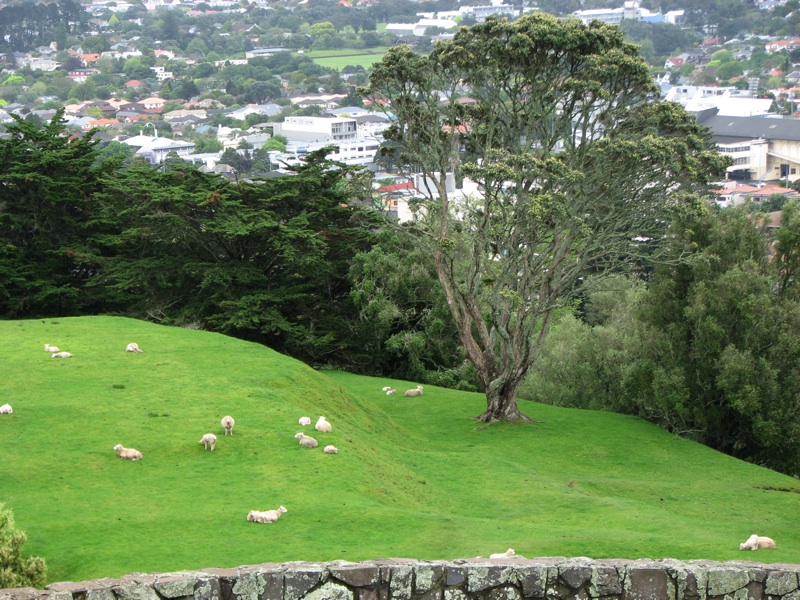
<box><xmin>51</xmin><ymin>352</ymin><xmax>72</xmax><ymax>358</ymax></box>
<box><xmin>404</xmin><ymin>385</ymin><xmax>424</xmax><ymax>397</ymax></box>
<box><xmin>315</xmin><ymin>416</ymin><xmax>332</xmax><ymax>433</ymax></box>
<box><xmin>247</xmin><ymin>506</ymin><xmax>287</xmax><ymax>524</ymax></box>
<box><xmin>125</xmin><ymin>342</ymin><xmax>143</xmax><ymax>353</ymax></box>
<box><xmin>199</xmin><ymin>433</ymin><xmax>217</xmax><ymax>451</ymax></box>
<box><xmin>44</xmin><ymin>344</ymin><xmax>59</xmax><ymax>352</ymax></box>
<box><xmin>324</xmin><ymin>445</ymin><xmax>338</xmax><ymax>454</ymax></box>
<box><xmin>386</xmin><ymin>389</ymin><xmax>396</xmax><ymax>395</ymax></box>
<box><xmin>381</xmin><ymin>386</ymin><xmax>392</xmax><ymax>391</ymax></box>
<box><xmin>295</xmin><ymin>432</ymin><xmax>318</xmax><ymax>448</ymax></box>
<box><xmin>0</xmin><ymin>404</ymin><xmax>12</xmax><ymax>414</ymax></box>
<box><xmin>489</xmin><ymin>548</ymin><xmax>516</xmax><ymax>559</ymax></box>
<box><xmin>739</xmin><ymin>534</ymin><xmax>776</xmax><ymax>550</ymax></box>
<box><xmin>221</xmin><ymin>415</ymin><xmax>235</xmax><ymax>436</ymax></box>
<box><xmin>113</xmin><ymin>444</ymin><xmax>143</xmax><ymax>461</ymax></box>
<box><xmin>298</xmin><ymin>416</ymin><xmax>312</xmax><ymax>426</ymax></box>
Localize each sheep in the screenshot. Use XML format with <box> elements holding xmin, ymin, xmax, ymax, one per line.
<box><xmin>113</xmin><ymin>444</ymin><xmax>143</xmax><ymax>461</ymax></box>
<box><xmin>298</xmin><ymin>416</ymin><xmax>312</xmax><ymax>426</ymax></box>
<box><xmin>221</xmin><ymin>415</ymin><xmax>235</xmax><ymax>436</ymax></box>
<box><xmin>0</xmin><ymin>404</ymin><xmax>12</xmax><ymax>414</ymax></box>
<box><xmin>247</xmin><ymin>506</ymin><xmax>287</xmax><ymax>524</ymax></box>
<box><xmin>404</xmin><ymin>385</ymin><xmax>424</xmax><ymax>397</ymax></box>
<box><xmin>295</xmin><ymin>432</ymin><xmax>318</xmax><ymax>448</ymax></box>
<box><xmin>315</xmin><ymin>416</ymin><xmax>332</xmax><ymax>433</ymax></box>
<box><xmin>386</xmin><ymin>389</ymin><xmax>396</xmax><ymax>395</ymax></box>
<box><xmin>44</xmin><ymin>344</ymin><xmax>59</xmax><ymax>352</ymax></box>
<box><xmin>125</xmin><ymin>342</ymin><xmax>143</xmax><ymax>353</ymax></box>
<box><xmin>199</xmin><ymin>433</ymin><xmax>217</xmax><ymax>451</ymax></box>
<box><xmin>381</xmin><ymin>386</ymin><xmax>392</xmax><ymax>391</ymax></box>
<box><xmin>739</xmin><ymin>534</ymin><xmax>776</xmax><ymax>550</ymax></box>
<box><xmin>52</xmin><ymin>352</ymin><xmax>72</xmax><ymax>358</ymax></box>
<box><xmin>323</xmin><ymin>445</ymin><xmax>338</xmax><ymax>454</ymax></box>
<box><xmin>489</xmin><ymin>548</ymin><xmax>516</xmax><ymax>559</ymax></box>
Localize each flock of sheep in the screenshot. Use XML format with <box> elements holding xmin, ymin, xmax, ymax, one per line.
<box><xmin>7</xmin><ymin>345</ymin><xmax>777</xmax><ymax>550</ymax></box>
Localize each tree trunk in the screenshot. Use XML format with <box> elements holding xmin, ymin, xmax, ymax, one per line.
<box><xmin>476</xmin><ymin>380</ymin><xmax>531</xmax><ymax>423</ymax></box>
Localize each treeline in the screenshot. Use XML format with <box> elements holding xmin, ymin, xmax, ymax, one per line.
<box><xmin>0</xmin><ymin>111</ymin><xmax>463</xmax><ymax>381</ymax></box>
<box><xmin>1</xmin><ymin>112</ymin><xmax>798</xmax><ymax>476</ymax></box>
<box><xmin>0</xmin><ymin>0</ymin><xmax>88</xmax><ymax>52</ymax></box>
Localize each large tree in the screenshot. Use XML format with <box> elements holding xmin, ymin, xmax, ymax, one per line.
<box><xmin>364</xmin><ymin>14</ymin><xmax>727</xmax><ymax>422</ymax></box>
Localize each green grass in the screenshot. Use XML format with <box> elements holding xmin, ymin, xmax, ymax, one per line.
<box><xmin>303</xmin><ymin>48</ymin><xmax>389</xmax><ymax>70</ymax></box>
<box><xmin>1</xmin><ymin>316</ymin><xmax>798</xmax><ymax>585</ymax></box>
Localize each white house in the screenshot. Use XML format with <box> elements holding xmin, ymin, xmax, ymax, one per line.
<box><xmin>120</xmin><ymin>134</ymin><xmax>196</xmax><ymax>164</ymax></box>
<box><xmin>273</xmin><ymin>116</ymin><xmax>359</xmax><ymax>143</ymax></box>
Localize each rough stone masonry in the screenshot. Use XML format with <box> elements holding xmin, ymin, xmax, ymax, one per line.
<box><xmin>1</xmin><ymin>557</ymin><xmax>800</xmax><ymax>600</ymax></box>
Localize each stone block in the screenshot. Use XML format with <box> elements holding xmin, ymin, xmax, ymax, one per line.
<box><xmin>283</xmin><ymin>567</ymin><xmax>324</xmax><ymax>600</ymax></box>
<box><xmin>329</xmin><ymin>566</ymin><xmax>379</xmax><ymax>589</ymax></box>
<box><xmin>512</xmin><ymin>565</ymin><xmax>549</xmax><ymax>598</ymax></box>
<box><xmin>560</xmin><ymin>567</ymin><xmax>592</xmax><ymax>591</ymax></box>
<box><xmin>382</xmin><ymin>565</ymin><xmax>413</xmax><ymax>600</ymax></box>
<box><xmin>303</xmin><ymin>582</ymin><xmax>353</xmax><ymax>600</ymax></box>
<box><xmin>415</xmin><ymin>565</ymin><xmax>444</xmax><ymax>594</ymax></box>
<box><xmin>467</xmin><ymin>566</ymin><xmax>515</xmax><ymax>593</ymax></box>
<box><xmin>765</xmin><ymin>572</ymin><xmax>800</xmax><ymax>597</ymax></box>
<box><xmin>155</xmin><ymin>576</ymin><xmax>199</xmax><ymax>598</ymax></box>
<box><xmin>623</xmin><ymin>567</ymin><xmax>672</xmax><ymax>600</ymax></box>
<box><xmin>707</xmin><ymin>568</ymin><xmax>750</xmax><ymax>597</ymax></box>
<box><xmin>194</xmin><ymin>577</ymin><xmax>222</xmax><ymax>600</ymax></box>
<box><xmin>589</xmin><ymin>567</ymin><xmax>623</xmax><ymax>597</ymax></box>
<box><xmin>445</xmin><ymin>567</ymin><xmax>466</xmax><ymax>587</ymax></box>
<box><xmin>112</xmin><ymin>584</ymin><xmax>160</xmax><ymax>600</ymax></box>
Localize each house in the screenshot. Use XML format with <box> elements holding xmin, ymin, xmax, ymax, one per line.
<box><xmin>120</xmin><ymin>134</ymin><xmax>196</xmax><ymax>164</ymax></box>
<box><xmin>696</xmin><ymin>109</ymin><xmax>800</xmax><ymax>182</ymax></box>
<box><xmin>715</xmin><ymin>182</ymin><xmax>799</xmax><ymax>207</ymax></box>
<box><xmin>139</xmin><ymin>97</ymin><xmax>167</xmax><ymax>112</ymax></box>
<box><xmin>273</xmin><ymin>116</ymin><xmax>359</xmax><ymax>143</ymax></box>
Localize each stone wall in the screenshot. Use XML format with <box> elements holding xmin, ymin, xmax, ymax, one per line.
<box><xmin>2</xmin><ymin>558</ymin><xmax>800</xmax><ymax>600</ymax></box>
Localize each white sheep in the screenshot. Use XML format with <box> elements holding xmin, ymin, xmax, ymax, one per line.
<box><xmin>247</xmin><ymin>506</ymin><xmax>287</xmax><ymax>524</ymax></box>
<box><xmin>489</xmin><ymin>548</ymin><xmax>516</xmax><ymax>559</ymax></box>
<box><xmin>295</xmin><ymin>432</ymin><xmax>318</xmax><ymax>448</ymax></box>
<box><xmin>199</xmin><ymin>433</ymin><xmax>217</xmax><ymax>451</ymax></box>
<box><xmin>386</xmin><ymin>389</ymin><xmax>396</xmax><ymax>395</ymax></box>
<box><xmin>381</xmin><ymin>386</ymin><xmax>392</xmax><ymax>391</ymax></box>
<box><xmin>298</xmin><ymin>416</ymin><xmax>312</xmax><ymax>426</ymax></box>
<box><xmin>404</xmin><ymin>385</ymin><xmax>424</xmax><ymax>397</ymax></box>
<box><xmin>221</xmin><ymin>415</ymin><xmax>235</xmax><ymax>436</ymax></box>
<box><xmin>113</xmin><ymin>444</ymin><xmax>142</xmax><ymax>461</ymax></box>
<box><xmin>0</xmin><ymin>404</ymin><xmax>12</xmax><ymax>414</ymax></box>
<box><xmin>739</xmin><ymin>534</ymin><xmax>776</xmax><ymax>550</ymax></box>
<box><xmin>323</xmin><ymin>445</ymin><xmax>338</xmax><ymax>454</ymax></box>
<box><xmin>315</xmin><ymin>416</ymin><xmax>332</xmax><ymax>433</ymax></box>
<box><xmin>125</xmin><ymin>342</ymin><xmax>143</xmax><ymax>353</ymax></box>
<box><xmin>44</xmin><ymin>344</ymin><xmax>59</xmax><ymax>352</ymax></box>
<box><xmin>52</xmin><ymin>352</ymin><xmax>72</xmax><ymax>358</ymax></box>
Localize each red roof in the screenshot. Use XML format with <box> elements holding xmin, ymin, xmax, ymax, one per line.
<box><xmin>125</xmin><ymin>79</ymin><xmax>142</xmax><ymax>87</ymax></box>
<box><xmin>377</xmin><ymin>181</ymin><xmax>415</xmax><ymax>193</ymax></box>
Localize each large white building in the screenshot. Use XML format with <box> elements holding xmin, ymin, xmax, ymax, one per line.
<box><xmin>273</xmin><ymin>116</ymin><xmax>359</xmax><ymax>143</ymax></box>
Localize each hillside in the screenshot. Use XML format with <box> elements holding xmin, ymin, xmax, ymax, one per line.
<box><xmin>0</xmin><ymin>316</ymin><xmax>798</xmax><ymax>586</ymax></box>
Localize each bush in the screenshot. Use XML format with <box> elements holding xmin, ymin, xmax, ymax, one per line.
<box><xmin>0</xmin><ymin>503</ymin><xmax>46</xmax><ymax>588</ymax></box>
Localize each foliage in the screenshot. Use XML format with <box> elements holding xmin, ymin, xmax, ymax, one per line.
<box><xmin>0</xmin><ymin>503</ymin><xmax>46</xmax><ymax>588</ymax></box>
<box><xmin>2</xmin><ymin>317</ymin><xmax>799</xmax><ymax>585</ymax></box>
<box><xmin>522</xmin><ymin>205</ymin><xmax>800</xmax><ymax>476</ymax></box>
<box><xmin>0</xmin><ymin>110</ymin><xmax>110</xmax><ymax>318</ymax></box>
<box><xmin>363</xmin><ymin>14</ymin><xmax>729</xmax><ymax>422</ymax></box>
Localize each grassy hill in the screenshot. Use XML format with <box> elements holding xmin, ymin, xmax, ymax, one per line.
<box><xmin>0</xmin><ymin>316</ymin><xmax>798</xmax><ymax>586</ymax></box>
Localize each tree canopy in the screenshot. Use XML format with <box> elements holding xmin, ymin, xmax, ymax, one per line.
<box><xmin>364</xmin><ymin>13</ymin><xmax>729</xmax><ymax>422</ymax></box>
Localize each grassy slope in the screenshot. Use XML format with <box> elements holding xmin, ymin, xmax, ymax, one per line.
<box><xmin>0</xmin><ymin>317</ymin><xmax>798</xmax><ymax>586</ymax></box>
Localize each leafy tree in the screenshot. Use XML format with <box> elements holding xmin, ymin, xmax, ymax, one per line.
<box><xmin>0</xmin><ymin>503</ymin><xmax>46</xmax><ymax>588</ymax></box>
<box><xmin>364</xmin><ymin>14</ymin><xmax>728</xmax><ymax>422</ymax></box>
<box><xmin>262</xmin><ymin>134</ymin><xmax>287</xmax><ymax>151</ymax></box>
<box><xmin>0</xmin><ymin>110</ymin><xmax>107</xmax><ymax>317</ymax></box>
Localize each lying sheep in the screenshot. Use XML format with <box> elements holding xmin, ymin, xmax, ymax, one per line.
<box><xmin>0</xmin><ymin>404</ymin><xmax>12</xmax><ymax>414</ymax></box>
<box><xmin>489</xmin><ymin>548</ymin><xmax>516</xmax><ymax>559</ymax></box>
<box><xmin>199</xmin><ymin>433</ymin><xmax>217</xmax><ymax>451</ymax></box>
<box><xmin>386</xmin><ymin>389</ymin><xmax>396</xmax><ymax>395</ymax></box>
<box><xmin>739</xmin><ymin>534</ymin><xmax>776</xmax><ymax>550</ymax></box>
<box><xmin>404</xmin><ymin>385</ymin><xmax>424</xmax><ymax>397</ymax></box>
<box><xmin>44</xmin><ymin>344</ymin><xmax>59</xmax><ymax>352</ymax></box>
<box><xmin>295</xmin><ymin>432</ymin><xmax>318</xmax><ymax>448</ymax></box>
<box><xmin>125</xmin><ymin>342</ymin><xmax>143</xmax><ymax>353</ymax></box>
<box><xmin>298</xmin><ymin>416</ymin><xmax>311</xmax><ymax>426</ymax></box>
<box><xmin>247</xmin><ymin>506</ymin><xmax>287</xmax><ymax>523</ymax></box>
<box><xmin>113</xmin><ymin>444</ymin><xmax>143</xmax><ymax>461</ymax></box>
<box><xmin>381</xmin><ymin>386</ymin><xmax>392</xmax><ymax>391</ymax></box>
<box><xmin>324</xmin><ymin>445</ymin><xmax>338</xmax><ymax>454</ymax></box>
<box><xmin>221</xmin><ymin>415</ymin><xmax>234</xmax><ymax>436</ymax></box>
<box><xmin>52</xmin><ymin>352</ymin><xmax>72</xmax><ymax>358</ymax></box>
<box><xmin>315</xmin><ymin>416</ymin><xmax>332</xmax><ymax>433</ymax></box>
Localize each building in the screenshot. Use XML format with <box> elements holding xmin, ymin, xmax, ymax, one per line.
<box><xmin>120</xmin><ymin>134</ymin><xmax>196</xmax><ymax>164</ymax></box>
<box><xmin>273</xmin><ymin>116</ymin><xmax>359</xmax><ymax>143</ymax></box>
<box><xmin>696</xmin><ymin>110</ymin><xmax>800</xmax><ymax>182</ymax></box>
